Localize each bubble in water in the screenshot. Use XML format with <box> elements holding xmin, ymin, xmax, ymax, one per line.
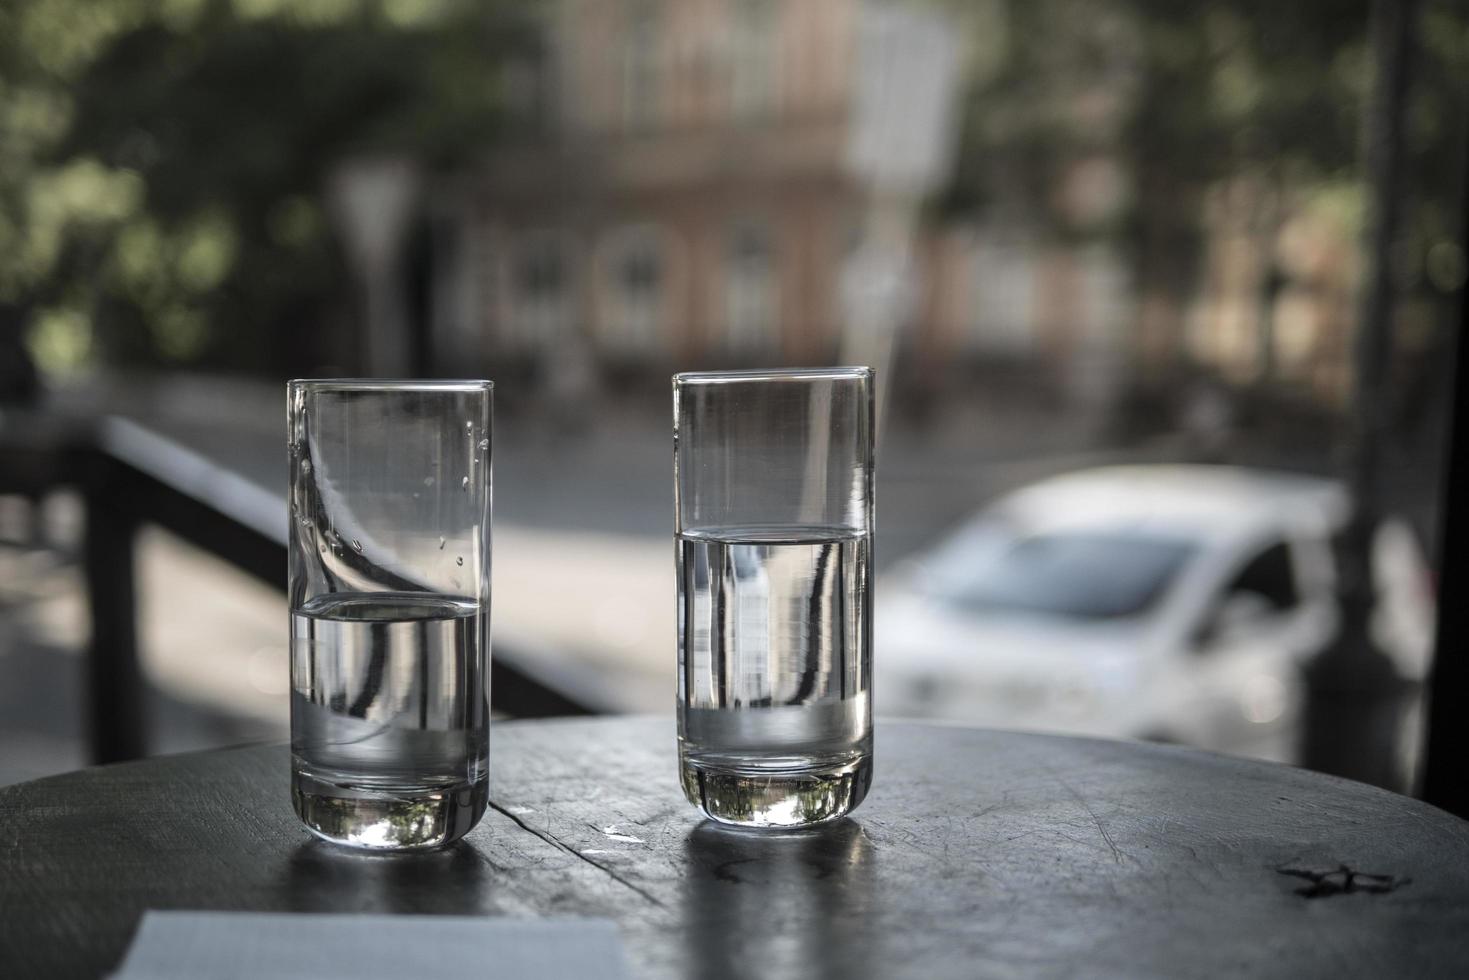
<box><xmin>456</xmin><ymin>556</ymin><xmax>464</xmax><ymax>566</ymax></box>
<box><xmin>461</xmin><ymin>476</ymin><xmax>469</xmax><ymax>490</ymax></box>
<box><xmin>300</xmin><ymin>518</ymin><xmax>312</xmax><ymax>528</ymax></box>
<box><xmin>352</xmin><ymin>539</ymin><xmax>363</xmax><ymax>552</ymax></box>
<box><xmin>302</xmin><ymin>459</ymin><xmax>312</xmax><ymax>473</ymax></box>
<box><xmin>478</xmin><ymin>438</ymin><xmax>488</xmax><ymax>450</ymax></box>
<box><xmin>466</xmin><ymin>421</ymin><xmax>473</xmax><ymax>432</ymax></box>
<box><xmin>424</xmin><ymin>476</ymin><xmax>435</xmax><ymax>487</ymax></box>
<box><xmin>438</xmin><ymin>536</ymin><xmax>446</xmax><ymax>550</ymax></box>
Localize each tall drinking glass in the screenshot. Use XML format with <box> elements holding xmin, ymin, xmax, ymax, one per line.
<box><xmin>673</xmin><ymin>367</ymin><xmax>875</xmax><ymax>828</ymax></box>
<box><xmin>287</xmin><ymin>380</ymin><xmax>492</xmax><ymax>850</ymax></box>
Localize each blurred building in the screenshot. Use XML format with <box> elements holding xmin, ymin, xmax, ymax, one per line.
<box><xmin>430</xmin><ymin>0</ymin><xmax>862</xmax><ymax>375</ymax></box>
<box><xmin>424</xmin><ymin>0</ymin><xmax>1142</xmax><ymax>417</ymax></box>
<box><xmin>1182</xmin><ymin>175</ymin><xmax>1362</xmax><ymax>407</ymax></box>
<box><xmin>429</xmin><ymin>0</ymin><xmax>1072</xmax><ymax>394</ymax></box>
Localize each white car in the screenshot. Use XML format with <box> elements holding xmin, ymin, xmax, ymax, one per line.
<box><xmin>876</xmin><ymin>465</ymin><xmax>1432</xmax><ymax>762</ymax></box>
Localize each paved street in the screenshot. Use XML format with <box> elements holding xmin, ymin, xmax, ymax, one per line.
<box><xmin>0</xmin><ymin>509</ymin><xmax>283</xmax><ymax>786</ymax></box>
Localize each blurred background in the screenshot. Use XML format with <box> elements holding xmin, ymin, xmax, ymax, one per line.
<box><xmin>0</xmin><ymin>0</ymin><xmax>1463</xmax><ymax>793</ymax></box>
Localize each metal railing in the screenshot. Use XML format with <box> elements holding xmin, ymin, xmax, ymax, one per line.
<box><xmin>0</xmin><ymin>412</ymin><xmax>600</xmax><ymax>765</ymax></box>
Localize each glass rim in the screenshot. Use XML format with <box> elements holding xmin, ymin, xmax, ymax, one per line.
<box><xmin>673</xmin><ymin>366</ymin><xmax>872</xmax><ymax>386</ymax></box>
<box><xmin>288</xmin><ymin>378</ymin><xmax>494</xmax><ymax>392</ymax></box>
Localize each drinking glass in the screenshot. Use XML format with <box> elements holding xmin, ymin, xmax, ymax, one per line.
<box><xmin>287</xmin><ymin>379</ymin><xmax>492</xmax><ymax>850</ymax></box>
<box><xmin>673</xmin><ymin>367</ymin><xmax>875</xmax><ymax>827</ymax></box>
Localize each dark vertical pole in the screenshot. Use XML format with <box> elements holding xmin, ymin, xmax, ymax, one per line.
<box><xmin>1300</xmin><ymin>0</ymin><xmax>1417</xmax><ymax>788</ymax></box>
<box><xmin>1421</xmin><ymin>163</ymin><xmax>1469</xmax><ymax>817</ymax></box>
<box><xmin>84</xmin><ymin>468</ymin><xmax>146</xmax><ymax>764</ymax></box>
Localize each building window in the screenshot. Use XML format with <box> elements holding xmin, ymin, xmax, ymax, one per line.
<box><xmin>724</xmin><ymin>221</ymin><xmax>777</xmax><ymax>351</ymax></box>
<box><xmin>601</xmin><ymin>225</ymin><xmax>665</xmax><ymax>351</ymax></box>
<box><xmin>729</xmin><ymin>0</ymin><xmax>776</xmax><ymax>122</ymax></box>
<box><xmin>513</xmin><ymin>232</ymin><xmax>570</xmax><ymax>350</ymax></box>
<box><xmin>621</xmin><ymin>2</ymin><xmax>660</xmax><ymax>130</ymax></box>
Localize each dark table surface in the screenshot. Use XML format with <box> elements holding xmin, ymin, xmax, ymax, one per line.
<box><xmin>3</xmin><ymin>717</ymin><xmax>1468</xmax><ymax>979</ymax></box>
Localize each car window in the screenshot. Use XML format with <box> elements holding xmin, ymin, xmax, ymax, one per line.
<box><xmin>1221</xmin><ymin>541</ymin><xmax>1300</xmax><ymax>610</ymax></box>
<box><xmin>923</xmin><ymin>527</ymin><xmax>1198</xmax><ymax>620</ymax></box>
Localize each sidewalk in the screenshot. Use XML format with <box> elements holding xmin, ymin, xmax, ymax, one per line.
<box><xmin>0</xmin><ymin>499</ymin><xmax>282</xmax><ymax>786</ymax></box>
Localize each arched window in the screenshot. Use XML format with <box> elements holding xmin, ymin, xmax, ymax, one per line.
<box><xmin>600</xmin><ymin>224</ymin><xmax>666</xmax><ymax>351</ymax></box>
<box><xmin>512</xmin><ymin>232</ymin><xmax>571</xmax><ymax>350</ymax></box>
<box><xmin>621</xmin><ymin>2</ymin><xmax>660</xmax><ymax>130</ymax></box>
<box><xmin>729</xmin><ymin>0</ymin><xmax>776</xmax><ymax>122</ymax></box>
<box><xmin>724</xmin><ymin>221</ymin><xmax>777</xmax><ymax>352</ymax></box>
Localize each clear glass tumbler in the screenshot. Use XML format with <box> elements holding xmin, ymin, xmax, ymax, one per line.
<box><xmin>287</xmin><ymin>379</ymin><xmax>492</xmax><ymax>850</ymax></box>
<box><xmin>673</xmin><ymin>367</ymin><xmax>875</xmax><ymax>828</ymax></box>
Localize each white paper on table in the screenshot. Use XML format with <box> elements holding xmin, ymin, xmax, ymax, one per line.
<box><xmin>110</xmin><ymin>911</ymin><xmax>632</xmax><ymax>980</ymax></box>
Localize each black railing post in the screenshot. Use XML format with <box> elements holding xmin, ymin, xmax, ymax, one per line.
<box><xmin>83</xmin><ymin>462</ymin><xmax>146</xmax><ymax>764</ymax></box>
<box><xmin>1300</xmin><ymin>0</ymin><xmax>1418</xmax><ymax>789</ymax></box>
<box><xmin>1421</xmin><ymin>145</ymin><xmax>1469</xmax><ymax>817</ymax></box>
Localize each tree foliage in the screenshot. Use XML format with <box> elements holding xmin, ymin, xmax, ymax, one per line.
<box><xmin>0</xmin><ymin>0</ymin><xmax>534</xmax><ymax>375</ymax></box>
<box><xmin>938</xmin><ymin>0</ymin><xmax>1466</xmax><ymax>313</ymax></box>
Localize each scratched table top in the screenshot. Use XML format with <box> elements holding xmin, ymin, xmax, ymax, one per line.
<box><xmin>3</xmin><ymin>717</ymin><xmax>1468</xmax><ymax>979</ymax></box>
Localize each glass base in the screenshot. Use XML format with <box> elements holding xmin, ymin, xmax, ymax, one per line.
<box><xmin>291</xmin><ymin>769</ymin><xmax>488</xmax><ymax>851</ymax></box>
<box><xmin>680</xmin><ymin>752</ymin><xmax>873</xmax><ymax>829</ymax></box>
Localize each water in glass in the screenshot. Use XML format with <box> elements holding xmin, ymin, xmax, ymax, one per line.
<box><xmin>291</xmin><ymin>591</ymin><xmax>488</xmax><ymax>849</ymax></box>
<box><xmin>678</xmin><ymin>524</ymin><xmax>872</xmax><ymax>827</ymax></box>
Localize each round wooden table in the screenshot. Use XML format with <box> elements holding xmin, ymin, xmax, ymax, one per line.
<box><xmin>3</xmin><ymin>717</ymin><xmax>1468</xmax><ymax>978</ymax></box>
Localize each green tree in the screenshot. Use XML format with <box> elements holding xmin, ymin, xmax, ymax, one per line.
<box><xmin>938</xmin><ymin>0</ymin><xmax>1466</xmax><ymax>397</ymax></box>
<box><xmin>0</xmin><ymin>0</ymin><xmax>536</xmax><ymax>377</ymax></box>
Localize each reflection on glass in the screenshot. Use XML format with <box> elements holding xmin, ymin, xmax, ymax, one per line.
<box><xmin>682</xmin><ymin>819</ymin><xmax>876</xmax><ymax>980</ymax></box>
<box><xmin>284</xmin><ymin>841</ymin><xmax>492</xmax><ymax>914</ymax></box>
<box><xmin>924</xmin><ymin>525</ymin><xmax>1197</xmax><ymax>620</ymax></box>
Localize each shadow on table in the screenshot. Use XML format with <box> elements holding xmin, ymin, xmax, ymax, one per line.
<box><xmin>283</xmin><ymin>841</ymin><xmax>495</xmax><ymax>915</ymax></box>
<box><xmin>682</xmin><ymin>819</ymin><xmax>877</xmax><ymax>980</ymax></box>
